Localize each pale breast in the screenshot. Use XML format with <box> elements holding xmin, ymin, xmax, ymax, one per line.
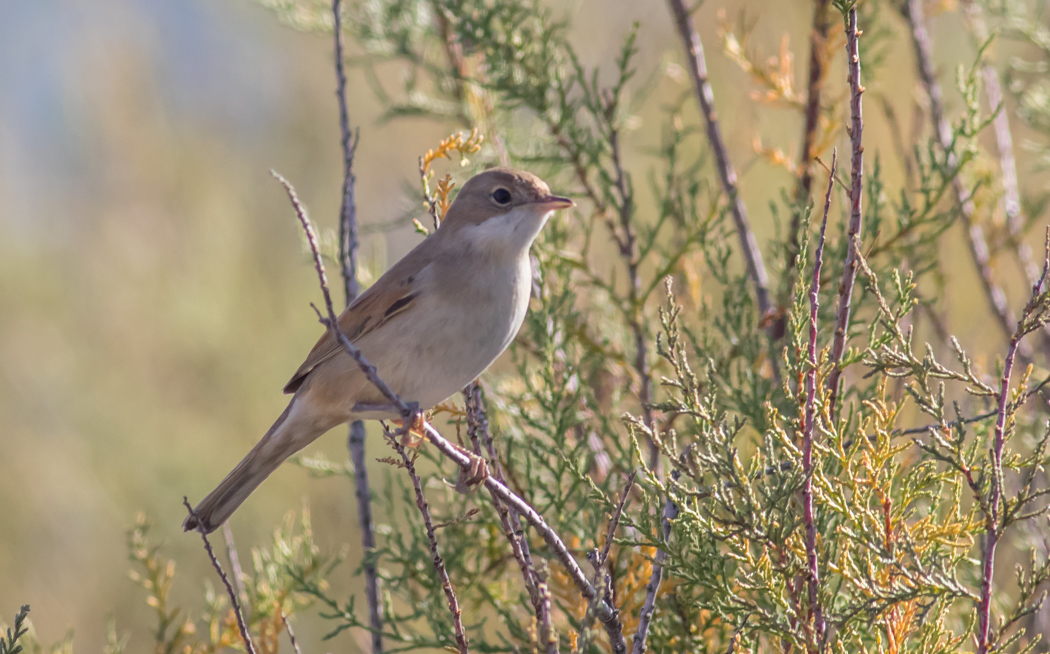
<box><xmin>352</xmin><ymin>252</ymin><xmax>532</xmax><ymax>411</ymax></box>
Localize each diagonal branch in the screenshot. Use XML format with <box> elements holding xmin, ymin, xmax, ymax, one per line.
<box><xmin>385</xmin><ymin>428</ymin><xmax>470</xmax><ymax>654</ymax></box>
<box><xmin>666</xmin><ymin>0</ymin><xmax>776</xmax><ymax>358</ymax></box>
<box><xmin>465</xmin><ymin>383</ymin><xmax>556</xmax><ymax>653</ymax></box>
<box><xmin>976</xmin><ymin>236</ymin><xmax>1050</xmax><ymax>654</ymax></box>
<box><xmin>962</xmin><ymin>0</ymin><xmax>1050</xmax><ymax>364</ymax></box>
<box><xmin>272</xmin><ymin>170</ymin><xmax>628</xmax><ymax>653</ymax></box>
<box><xmin>902</xmin><ymin>0</ymin><xmax>1033</xmax><ymax>363</ymax></box>
<box><xmin>183</xmin><ymin>498</ymin><xmax>258</xmax><ymax>654</ymax></box>
<box><xmin>631</xmin><ymin>467</ymin><xmax>679</xmax><ymax>654</ymax></box>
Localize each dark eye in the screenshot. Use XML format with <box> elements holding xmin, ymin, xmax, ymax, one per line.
<box><xmin>492</xmin><ymin>188</ymin><xmax>512</xmax><ymax>205</ymax></box>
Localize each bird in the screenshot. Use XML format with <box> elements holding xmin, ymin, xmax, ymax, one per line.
<box><xmin>183</xmin><ymin>168</ymin><xmax>573</xmax><ymax>534</ymax></box>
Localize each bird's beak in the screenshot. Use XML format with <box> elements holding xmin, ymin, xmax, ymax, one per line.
<box><xmin>534</xmin><ymin>195</ymin><xmax>575</xmax><ymax>210</ymax></box>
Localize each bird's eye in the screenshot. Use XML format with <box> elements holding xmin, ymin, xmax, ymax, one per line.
<box><xmin>492</xmin><ymin>188</ymin><xmax>512</xmax><ymax>205</ymax></box>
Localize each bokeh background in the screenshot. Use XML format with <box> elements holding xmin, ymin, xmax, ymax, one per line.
<box><xmin>1</xmin><ymin>0</ymin><xmax>1035</xmax><ymax>651</ymax></box>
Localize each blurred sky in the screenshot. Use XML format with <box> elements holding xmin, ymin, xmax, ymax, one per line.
<box><xmin>0</xmin><ymin>0</ymin><xmax>1007</xmax><ymax>651</ymax></box>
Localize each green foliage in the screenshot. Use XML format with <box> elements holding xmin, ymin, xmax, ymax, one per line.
<box><xmin>0</xmin><ymin>606</ymin><xmax>30</xmax><ymax>654</ymax></box>
<box><xmin>122</xmin><ymin>511</ymin><xmax>332</xmax><ymax>654</ymax></box>
<box><xmin>240</xmin><ymin>0</ymin><xmax>1050</xmax><ymax>651</ymax></box>
<box><xmin>21</xmin><ymin>0</ymin><xmax>1049</xmax><ymax>651</ymax></box>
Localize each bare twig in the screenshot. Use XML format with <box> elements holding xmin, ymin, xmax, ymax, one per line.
<box><xmin>281</xmin><ymin>612</ymin><xmax>303</xmax><ymax>654</ymax></box>
<box><xmin>666</xmin><ymin>0</ymin><xmax>775</xmax><ymax>341</ymax></box>
<box><xmin>465</xmin><ymin>382</ymin><xmax>556</xmax><ymax>653</ymax></box>
<box><xmin>962</xmin><ymin>0</ymin><xmax>1038</xmax><ymax>283</ymax></box>
<box><xmin>788</xmin><ymin>0</ymin><xmax>832</xmax><ymax>269</ymax></box>
<box><xmin>332</xmin><ymin>2</ymin><xmax>381</xmax><ymax>650</ymax></box>
<box><xmin>385</xmin><ymin>429</ymin><xmax>469</xmax><ymax>654</ymax></box>
<box><xmin>334</xmin><ymin>0</ymin><xmax>360</xmax><ymax>304</ymax></box>
<box><xmin>221</xmin><ymin>522</ymin><xmax>247</xmax><ymax>615</ymax></box>
<box><xmin>803</xmin><ymin>149</ymin><xmax>835</xmax><ymax>648</ymax></box>
<box><xmin>902</xmin><ymin>0</ymin><xmax>1031</xmax><ymax>362</ymax></box>
<box><xmin>827</xmin><ymin>7</ymin><xmax>864</xmax><ymax>418</ymax></box>
<box><xmin>608</xmin><ymin>123</ymin><xmax>657</xmax><ymax>472</ymax></box>
<box><xmin>632</xmin><ymin>466</ymin><xmax>681</xmax><ymax>654</ymax></box>
<box><xmin>976</xmin><ymin>237</ymin><xmax>1050</xmax><ymax>654</ymax></box>
<box><xmin>604</xmin><ymin>472</ymin><xmax>636</xmax><ymax>567</ymax></box>
<box><xmin>272</xmin><ymin>170</ymin><xmax>628</xmax><ymax>652</ymax></box>
<box><xmin>580</xmin><ymin>473</ymin><xmax>636</xmax><ymax>654</ymax></box>
<box><xmin>183</xmin><ymin>498</ymin><xmax>257</xmax><ymax>654</ymax></box>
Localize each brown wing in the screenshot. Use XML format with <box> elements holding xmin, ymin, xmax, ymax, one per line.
<box><xmin>282</xmin><ymin>241</ymin><xmax>435</xmax><ymax>394</ymax></box>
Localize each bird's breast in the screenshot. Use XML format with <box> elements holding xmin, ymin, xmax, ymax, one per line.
<box><xmin>355</xmin><ymin>253</ymin><xmax>532</xmax><ymax>411</ymax></box>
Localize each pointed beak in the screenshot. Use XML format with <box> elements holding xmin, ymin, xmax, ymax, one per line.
<box><xmin>534</xmin><ymin>194</ymin><xmax>575</xmax><ymax>210</ymax></box>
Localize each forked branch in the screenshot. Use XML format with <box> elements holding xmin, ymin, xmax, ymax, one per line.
<box><xmin>272</xmin><ymin>171</ymin><xmax>628</xmax><ymax>653</ymax></box>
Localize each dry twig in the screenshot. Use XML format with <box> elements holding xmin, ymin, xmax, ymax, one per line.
<box><xmin>632</xmin><ymin>464</ymin><xmax>682</xmax><ymax>654</ymax></box>
<box><xmin>902</xmin><ymin>0</ymin><xmax>1032</xmax><ymax>363</ymax></box>
<box><xmin>826</xmin><ymin>7</ymin><xmax>864</xmax><ymax>417</ymax></box>
<box><xmin>787</xmin><ymin>0</ymin><xmax>832</xmax><ymax>271</ymax></box>
<box><xmin>385</xmin><ymin>428</ymin><xmax>470</xmax><ymax>654</ymax></box>
<box><xmin>272</xmin><ymin>170</ymin><xmax>628</xmax><ymax>652</ymax></box>
<box><xmin>182</xmin><ymin>498</ymin><xmax>258</xmax><ymax>654</ymax></box>
<box><xmin>666</xmin><ymin>0</ymin><xmax>777</xmax><ymax>377</ymax></box>
<box><xmin>331</xmin><ymin>1</ymin><xmax>381</xmax><ymax>649</ymax></box>
<box><xmin>803</xmin><ymin>149</ymin><xmax>835</xmax><ymax>647</ymax></box>
<box><xmin>465</xmin><ymin>382</ymin><xmax>556</xmax><ymax>653</ymax></box>
<box><xmin>976</xmin><ymin>237</ymin><xmax>1050</xmax><ymax>654</ymax></box>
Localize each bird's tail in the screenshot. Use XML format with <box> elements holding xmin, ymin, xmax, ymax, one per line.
<box><xmin>183</xmin><ymin>398</ymin><xmax>326</xmax><ymax>534</ymax></box>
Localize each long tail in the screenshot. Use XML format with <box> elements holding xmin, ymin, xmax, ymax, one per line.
<box><xmin>183</xmin><ymin>398</ymin><xmax>326</xmax><ymax>534</ymax></box>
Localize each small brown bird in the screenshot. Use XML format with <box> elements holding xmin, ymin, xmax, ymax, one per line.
<box><xmin>184</xmin><ymin>168</ymin><xmax>573</xmax><ymax>533</ymax></box>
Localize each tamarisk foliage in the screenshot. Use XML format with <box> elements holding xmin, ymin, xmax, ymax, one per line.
<box><xmin>16</xmin><ymin>0</ymin><xmax>1048</xmax><ymax>652</ymax></box>
<box><xmin>246</xmin><ymin>0</ymin><xmax>1050</xmax><ymax>651</ymax></box>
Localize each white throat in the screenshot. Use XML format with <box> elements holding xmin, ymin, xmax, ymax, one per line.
<box><xmin>459</xmin><ymin>205</ymin><xmax>553</xmax><ymax>256</ymax></box>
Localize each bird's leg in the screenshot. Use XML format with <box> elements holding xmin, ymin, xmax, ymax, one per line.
<box><xmin>398</xmin><ymin>402</ymin><xmax>425</xmax><ymax>447</ymax></box>
<box><xmin>453</xmin><ymin>446</ymin><xmax>489</xmax><ymax>494</ymax></box>
<box><xmin>351</xmin><ymin>402</ymin><xmax>400</xmax><ymax>414</ymax></box>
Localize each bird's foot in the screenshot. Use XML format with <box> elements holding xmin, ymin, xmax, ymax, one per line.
<box><xmin>454</xmin><ymin>450</ymin><xmax>489</xmax><ymax>494</ymax></box>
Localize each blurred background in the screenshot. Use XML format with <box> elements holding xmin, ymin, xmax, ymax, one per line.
<box><xmin>0</xmin><ymin>0</ymin><xmax>1032</xmax><ymax>651</ymax></box>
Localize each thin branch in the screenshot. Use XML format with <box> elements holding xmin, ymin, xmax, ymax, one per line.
<box><xmin>976</xmin><ymin>236</ymin><xmax>1050</xmax><ymax>654</ymax></box>
<box><xmin>332</xmin><ymin>2</ymin><xmax>380</xmax><ymax>650</ymax></box>
<box><xmin>632</xmin><ymin>466</ymin><xmax>680</xmax><ymax>654</ymax></box>
<box><xmin>580</xmin><ymin>473</ymin><xmax>636</xmax><ymax>654</ymax></box>
<box><xmin>465</xmin><ymin>382</ymin><xmax>555</xmax><ymax>653</ymax></box>
<box><xmin>962</xmin><ymin>1</ymin><xmax>1050</xmax><ymax>364</ymax></box>
<box><xmin>608</xmin><ymin>123</ymin><xmax>657</xmax><ymax>472</ymax></box>
<box><xmin>827</xmin><ymin>7</ymin><xmax>864</xmax><ymax>418</ymax></box>
<box><xmin>183</xmin><ymin>498</ymin><xmax>257</xmax><ymax>654</ymax></box>
<box><xmin>787</xmin><ymin>0</ymin><xmax>832</xmax><ymax>274</ymax></box>
<box><xmin>334</xmin><ymin>0</ymin><xmax>360</xmax><ymax>305</ymax></box>
<box><xmin>666</xmin><ymin>0</ymin><xmax>775</xmax><ymax>335</ymax></box>
<box><xmin>272</xmin><ymin>170</ymin><xmax>627</xmax><ymax>652</ymax></box>
<box><xmin>803</xmin><ymin>149</ymin><xmax>835</xmax><ymax>648</ymax></box>
<box><xmin>281</xmin><ymin>612</ymin><xmax>303</xmax><ymax>654</ymax></box>
<box><xmin>221</xmin><ymin>523</ymin><xmax>247</xmax><ymax>616</ymax></box>
<box><xmin>902</xmin><ymin>0</ymin><xmax>1030</xmax><ymax>361</ymax></box>
<box><xmin>385</xmin><ymin>429</ymin><xmax>469</xmax><ymax>654</ymax></box>
<box><xmin>962</xmin><ymin>0</ymin><xmax>1037</xmax><ymax>282</ymax></box>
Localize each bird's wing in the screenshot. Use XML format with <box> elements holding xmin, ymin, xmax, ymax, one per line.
<box><xmin>282</xmin><ymin>241</ymin><xmax>435</xmax><ymax>394</ymax></box>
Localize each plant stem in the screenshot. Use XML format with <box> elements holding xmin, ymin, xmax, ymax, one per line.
<box><xmin>804</xmin><ymin>149</ymin><xmax>836</xmax><ymax>649</ymax></box>
<box><xmin>666</xmin><ymin>0</ymin><xmax>778</xmax><ymax>382</ymax></box>
<box><xmin>826</xmin><ymin>8</ymin><xmax>864</xmax><ymax>418</ymax></box>
<box><xmin>332</xmin><ymin>2</ymin><xmax>382</xmax><ymax>650</ymax></box>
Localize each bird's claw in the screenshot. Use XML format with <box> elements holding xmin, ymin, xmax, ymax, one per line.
<box><xmin>454</xmin><ymin>452</ymin><xmax>489</xmax><ymax>494</ymax></box>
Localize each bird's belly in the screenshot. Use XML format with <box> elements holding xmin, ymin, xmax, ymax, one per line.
<box><xmin>355</xmin><ymin>263</ymin><xmax>528</xmax><ymax>411</ymax></box>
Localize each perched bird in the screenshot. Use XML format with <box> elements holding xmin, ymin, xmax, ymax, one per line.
<box><xmin>184</xmin><ymin>168</ymin><xmax>572</xmax><ymax>533</ymax></box>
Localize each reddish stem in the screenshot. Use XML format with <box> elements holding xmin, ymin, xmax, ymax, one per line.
<box><xmin>826</xmin><ymin>8</ymin><xmax>864</xmax><ymax>418</ymax></box>
<box><xmin>803</xmin><ymin>149</ymin><xmax>835</xmax><ymax>649</ymax></box>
